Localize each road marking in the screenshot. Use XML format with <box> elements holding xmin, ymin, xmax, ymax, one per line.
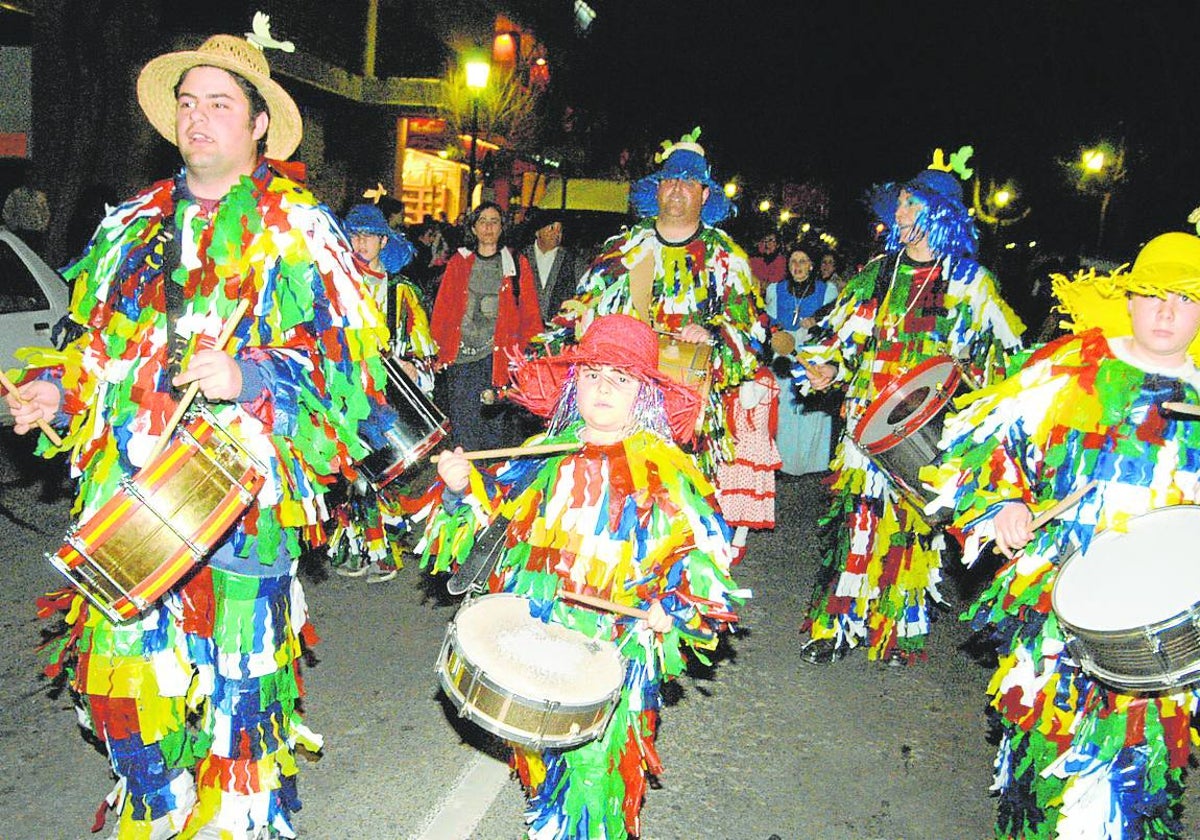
<box><xmin>409</xmin><ymin>749</ymin><xmax>512</xmax><ymax>840</ymax></box>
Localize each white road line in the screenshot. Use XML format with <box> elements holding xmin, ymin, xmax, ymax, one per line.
<box><xmin>409</xmin><ymin>749</ymin><xmax>512</xmax><ymax>840</ymax></box>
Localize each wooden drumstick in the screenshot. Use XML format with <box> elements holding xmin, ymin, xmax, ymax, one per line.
<box><xmin>147</xmin><ymin>299</ymin><xmax>251</xmax><ymax>464</ymax></box>
<box><xmin>0</xmin><ymin>369</ymin><xmax>63</xmax><ymax>447</ymax></box>
<box><xmin>1163</xmin><ymin>401</ymin><xmax>1200</xmax><ymax>418</ymax></box>
<box><xmin>1030</xmin><ymin>480</ymin><xmax>1099</xmax><ymax>530</ymax></box>
<box><xmin>559</xmin><ymin>589</ymin><xmax>650</xmax><ymax>620</ymax></box>
<box><xmin>430</xmin><ymin>442</ymin><xmax>582</xmax><ymax>463</ymax></box>
<box><xmin>794</xmin><ymin>356</ymin><xmax>821</xmax><ymax>376</ymax></box>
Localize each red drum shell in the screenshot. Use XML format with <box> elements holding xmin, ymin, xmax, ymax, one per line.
<box><xmin>851</xmin><ymin>355</ymin><xmax>967</xmax><ymax>519</ymax></box>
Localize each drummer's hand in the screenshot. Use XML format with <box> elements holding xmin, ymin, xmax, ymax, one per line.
<box><xmin>993</xmin><ymin>501</ymin><xmax>1034</xmax><ymax>559</ymax></box>
<box><xmin>676</xmin><ymin>323</ymin><xmax>711</xmax><ymax>344</ymax></box>
<box><xmin>644</xmin><ymin>600</ymin><xmax>673</xmax><ymax>634</ymax></box>
<box><xmin>395</xmin><ymin>358</ymin><xmax>419</xmax><ymax>382</ymax></box>
<box><xmin>807</xmin><ymin>363</ymin><xmax>837</xmax><ymax>391</ymax></box>
<box><xmin>799</xmin><ymin>316</ymin><xmax>817</xmax><ymax>329</ymax></box>
<box><xmin>437</xmin><ymin>447</ymin><xmax>471</xmax><ymax>493</ymax></box>
<box><xmin>173</xmin><ymin>350</ymin><xmax>242</xmax><ymax>401</ymax></box>
<box><xmin>6</xmin><ymin>380</ymin><xmax>60</xmax><ymax>435</ymax></box>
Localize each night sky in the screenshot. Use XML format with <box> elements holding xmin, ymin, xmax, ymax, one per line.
<box><xmin>551</xmin><ymin>1</ymin><xmax>1200</xmax><ymax>257</ymax></box>
<box><xmin>8</xmin><ymin>1</ymin><xmax>1200</xmax><ymax>261</ymax></box>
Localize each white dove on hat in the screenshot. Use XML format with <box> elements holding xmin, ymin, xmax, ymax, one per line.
<box><xmin>246</xmin><ymin>12</ymin><xmax>295</xmax><ymax>53</ymax></box>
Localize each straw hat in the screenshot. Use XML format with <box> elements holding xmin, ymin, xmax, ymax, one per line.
<box><xmin>137</xmin><ymin>34</ymin><xmax>302</xmax><ymax>160</ymax></box>
<box><xmin>1054</xmin><ymin>232</ymin><xmax>1200</xmax><ymax>364</ymax></box>
<box><xmin>509</xmin><ymin>314</ymin><xmax>702</xmax><ymax>443</ymax></box>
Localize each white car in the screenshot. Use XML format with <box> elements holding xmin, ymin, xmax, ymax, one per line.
<box><xmin>0</xmin><ymin>226</ymin><xmax>70</xmax><ymax>420</ymax></box>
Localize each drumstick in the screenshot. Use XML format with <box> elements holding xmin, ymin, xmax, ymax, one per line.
<box><xmin>0</xmin><ymin>369</ymin><xmax>63</xmax><ymax>446</ymax></box>
<box><xmin>794</xmin><ymin>356</ymin><xmax>821</xmax><ymax>375</ymax></box>
<box><xmin>1030</xmin><ymin>480</ymin><xmax>1099</xmax><ymax>530</ymax></box>
<box><xmin>559</xmin><ymin>590</ymin><xmax>650</xmax><ymax>620</ymax></box>
<box><xmin>430</xmin><ymin>442</ymin><xmax>582</xmax><ymax>463</ymax></box>
<box><xmin>1163</xmin><ymin>401</ymin><xmax>1200</xmax><ymax>418</ymax></box>
<box><xmin>146</xmin><ymin>299</ymin><xmax>251</xmax><ymax>464</ymax></box>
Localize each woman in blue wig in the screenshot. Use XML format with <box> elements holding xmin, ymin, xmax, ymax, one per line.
<box><xmin>794</xmin><ymin>166</ymin><xmax>1025</xmax><ymax>665</ymax></box>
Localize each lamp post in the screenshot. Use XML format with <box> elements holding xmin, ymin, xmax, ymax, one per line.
<box><xmin>1072</xmin><ymin>141</ymin><xmax>1125</xmax><ymax>254</ymax></box>
<box><xmin>464</xmin><ymin>57</ymin><xmax>490</xmax><ymax>212</ymax></box>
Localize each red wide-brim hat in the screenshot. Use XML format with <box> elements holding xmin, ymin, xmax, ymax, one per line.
<box><xmin>510</xmin><ymin>314</ymin><xmax>702</xmax><ymax>444</ymax></box>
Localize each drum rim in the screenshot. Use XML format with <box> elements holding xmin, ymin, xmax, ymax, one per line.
<box><xmin>450</xmin><ymin>593</ymin><xmax>625</xmax><ymax>703</ymax></box>
<box><xmin>1052</xmin><ymin>504</ymin><xmax>1200</xmax><ymax>633</ymax></box>
<box><xmin>853</xmin><ymin>354</ymin><xmax>960</xmax><ymax>454</ymax></box>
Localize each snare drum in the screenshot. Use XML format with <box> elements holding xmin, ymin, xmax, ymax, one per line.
<box><xmin>49</xmin><ymin>411</ymin><xmax>265</xmax><ymax>623</ymax></box>
<box><xmin>357</xmin><ymin>357</ymin><xmax>449</xmax><ymax>489</ymax></box>
<box><xmin>1053</xmin><ymin>506</ymin><xmax>1200</xmax><ymax>692</ymax></box>
<box><xmin>437</xmin><ymin>593</ymin><xmax>626</xmax><ymax>749</ymax></box>
<box><xmin>852</xmin><ymin>355</ymin><xmax>969</xmax><ymax>519</ymax></box>
<box><xmin>657</xmin><ymin>334</ymin><xmax>712</xmax><ymax>432</ymax></box>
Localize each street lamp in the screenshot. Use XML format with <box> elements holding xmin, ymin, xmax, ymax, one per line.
<box><xmin>1074</xmin><ymin>141</ymin><xmax>1126</xmax><ymax>253</ymax></box>
<box><xmin>464</xmin><ymin>56</ymin><xmax>490</xmax><ymax>211</ymax></box>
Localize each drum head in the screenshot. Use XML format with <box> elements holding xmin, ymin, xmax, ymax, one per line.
<box><xmin>854</xmin><ymin>355</ymin><xmax>960</xmax><ymax>455</ymax></box>
<box><xmin>452</xmin><ymin>594</ymin><xmax>624</xmax><ymax>705</ymax></box>
<box><xmin>1053</xmin><ymin>506</ymin><xmax>1200</xmax><ymax>632</ymax></box>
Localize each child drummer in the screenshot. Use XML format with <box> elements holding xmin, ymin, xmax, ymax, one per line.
<box><xmin>922</xmin><ymin>232</ymin><xmax>1200</xmax><ymax>838</ymax></box>
<box><xmin>415</xmin><ymin>313</ymin><xmax>747</xmax><ymax>840</ymax></box>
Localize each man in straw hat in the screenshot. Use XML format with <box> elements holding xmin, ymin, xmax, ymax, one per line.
<box><xmin>921</xmin><ymin>231</ymin><xmax>1200</xmax><ymax>838</ymax></box>
<box><xmin>6</xmin><ymin>26</ymin><xmax>393</xmax><ymax>839</ymax></box>
<box><xmin>795</xmin><ymin>164</ymin><xmax>1025</xmax><ymax>667</ymax></box>
<box><xmin>415</xmin><ymin>314</ymin><xmax>747</xmax><ymax>840</ymax></box>
<box><xmin>546</xmin><ymin>128</ymin><xmax>766</xmax><ymax>479</ymax></box>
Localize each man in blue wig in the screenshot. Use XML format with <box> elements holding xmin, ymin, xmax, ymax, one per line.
<box><xmin>795</xmin><ymin>165</ymin><xmax>1025</xmax><ymax>666</ymax></box>
<box><xmin>550</xmin><ymin>128</ymin><xmax>766</xmax><ymax>478</ymax></box>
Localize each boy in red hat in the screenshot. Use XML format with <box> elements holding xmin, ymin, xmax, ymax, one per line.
<box><xmin>416</xmin><ymin>313</ymin><xmax>748</xmax><ymax>840</ymax></box>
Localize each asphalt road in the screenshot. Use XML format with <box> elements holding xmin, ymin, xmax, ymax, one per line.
<box><xmin>1</xmin><ymin>438</ymin><xmax>1198</xmax><ymax>839</ymax></box>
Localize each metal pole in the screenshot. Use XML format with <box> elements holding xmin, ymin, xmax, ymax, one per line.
<box><xmin>467</xmin><ymin>97</ymin><xmax>478</xmax><ymax>211</ymax></box>
<box><xmin>364</xmin><ymin>0</ymin><xmax>378</xmax><ymax>79</ymax></box>
<box><xmin>1097</xmin><ymin>190</ymin><xmax>1111</xmax><ymax>253</ymax></box>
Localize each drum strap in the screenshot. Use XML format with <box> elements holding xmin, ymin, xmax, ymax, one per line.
<box><xmin>629</xmin><ymin>254</ymin><xmax>654</xmax><ymax>323</ymax></box>
<box><xmin>161</xmin><ymin>221</ymin><xmax>188</xmax><ymax>399</ymax></box>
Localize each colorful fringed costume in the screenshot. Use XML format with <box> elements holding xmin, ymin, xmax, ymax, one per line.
<box><xmin>415</xmin><ymin>422</ymin><xmax>745</xmax><ymax>839</ymax></box>
<box><xmin>548</xmin><ymin>219</ymin><xmax>766</xmax><ymax>474</ymax></box>
<box><xmin>799</xmin><ymin>251</ymin><xmax>1024</xmax><ymax>660</ymax></box>
<box><xmin>923</xmin><ymin>329</ymin><xmax>1200</xmax><ymax>838</ymax></box>
<box><xmin>327</xmin><ymin>272</ymin><xmax>437</xmax><ymax>578</ymax></box>
<box><xmin>27</xmin><ymin>161</ymin><xmax>389</xmax><ymax>838</ymax></box>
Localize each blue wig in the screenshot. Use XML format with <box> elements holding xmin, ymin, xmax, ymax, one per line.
<box><xmin>867</xmin><ymin>169</ymin><xmax>977</xmax><ymax>261</ymax></box>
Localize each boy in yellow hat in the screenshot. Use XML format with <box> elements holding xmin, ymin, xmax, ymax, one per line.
<box><xmin>922</xmin><ymin>232</ymin><xmax>1200</xmax><ymax>838</ymax></box>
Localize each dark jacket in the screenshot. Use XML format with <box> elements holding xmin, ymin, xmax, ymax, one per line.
<box><xmin>523</xmin><ymin>243</ymin><xmax>587</xmax><ymax>323</ymax></box>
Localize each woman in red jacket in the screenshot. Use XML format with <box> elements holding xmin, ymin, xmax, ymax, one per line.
<box><xmin>431</xmin><ymin>202</ymin><xmax>542</xmax><ymax>450</ymax></box>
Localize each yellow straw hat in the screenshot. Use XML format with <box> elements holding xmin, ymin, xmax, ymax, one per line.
<box><xmin>136</xmin><ymin>34</ymin><xmax>302</xmax><ymax>160</ymax></box>
<box><xmin>1054</xmin><ymin>231</ymin><xmax>1200</xmax><ymax>364</ymax></box>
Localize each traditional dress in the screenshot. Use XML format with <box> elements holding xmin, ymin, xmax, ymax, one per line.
<box><xmin>715</xmin><ymin>367</ymin><xmax>781</xmax><ymax>531</ymax></box>
<box><xmin>416</xmin><ymin>422</ymin><xmax>745</xmax><ymax>839</ymax></box>
<box><xmin>28</xmin><ymin>160</ymin><xmax>389</xmax><ymax>838</ymax></box>
<box><xmin>923</xmin><ymin>329</ymin><xmax>1200</xmax><ymax>838</ymax></box>
<box><xmin>766</xmin><ymin>277</ymin><xmax>838</xmax><ymax>475</ymax></box>
<box><xmin>553</xmin><ymin>219</ymin><xmax>765</xmax><ymax>475</ymax></box>
<box><xmin>800</xmin><ymin>251</ymin><xmax>1024</xmax><ymax>660</ymax></box>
